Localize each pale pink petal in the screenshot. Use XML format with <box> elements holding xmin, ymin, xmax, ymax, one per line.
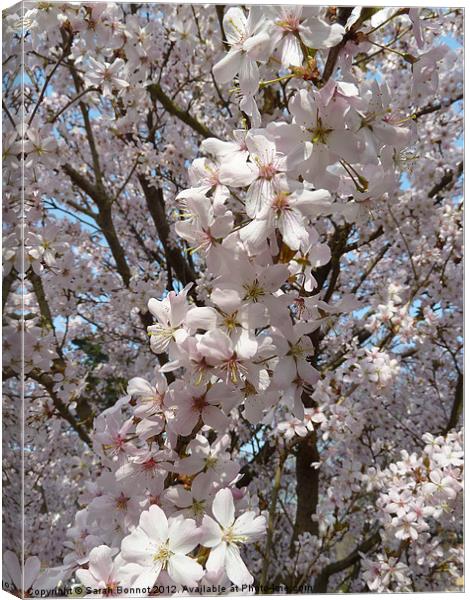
<box><xmin>148</xmin><ymin>298</ymin><xmax>169</xmax><ymax>324</ymax></box>
<box><xmin>219</xmin><ymin>158</ymin><xmax>256</xmax><ymax>187</ymax></box>
<box><xmin>213</xmin><ymin>50</ymin><xmax>243</xmax><ymax>84</ymax></box>
<box><xmin>140</xmin><ymin>505</ymin><xmax>168</xmax><ymax>543</ymax></box>
<box><xmin>76</xmin><ymin>568</ymin><xmax>97</xmax><ymax>588</ymax></box>
<box><xmin>299</xmin><ymin>18</ymin><xmax>344</xmax><ymax>49</ymax></box>
<box><xmin>3</xmin><ymin>551</ymin><xmax>21</xmax><ymax>589</ymax></box>
<box><xmin>133</xmin><ymin>565</ymin><xmax>161</xmax><ymax>590</ymax></box>
<box><xmin>225</xmin><ymin>544</ymin><xmax>253</xmax><ymax>586</ymax></box>
<box><xmin>88</xmin><ymin>545</ymin><xmax>113</xmax><ymax>583</ymax></box>
<box><xmin>280</xmin><ymin>34</ymin><xmax>303</xmax><ymax>67</ymax></box>
<box><xmin>239</xmin><ymin>56</ymin><xmax>259</xmax><ymax>95</ymax></box>
<box><xmin>121</xmin><ymin>529</ymin><xmax>153</xmax><ymax>565</ymax></box>
<box><xmin>168</xmin><ymin>516</ymin><xmax>200</xmax><ymax>554</ymax></box>
<box><xmin>168</xmin><ymin>554</ymin><xmax>204</xmax><ymax>586</ymax></box>
<box><xmin>203</xmin><ymin>405</ymin><xmax>229</xmax><ymax>431</ymax></box>
<box><xmin>200</xmin><ymin>515</ymin><xmax>223</xmax><ymax>548</ymax></box>
<box><xmin>185</xmin><ymin>307</ymin><xmax>218</xmax><ymax>331</ymax></box>
<box><xmin>24</xmin><ymin>556</ymin><xmax>41</xmax><ymax>591</ymax></box>
<box><xmin>223</xmin><ymin>7</ymin><xmax>247</xmax><ymax>45</ymax></box>
<box><xmin>243</xmin><ymin>31</ymin><xmax>272</xmax><ymax>61</ymax></box>
<box><xmin>212</xmin><ymin>488</ymin><xmax>235</xmax><ymax>527</ymax></box>
<box><xmin>233</xmin><ymin>512</ymin><xmax>266</xmax><ymax>542</ymax></box>
<box><xmin>206</xmin><ymin>541</ymin><xmax>227</xmax><ymax>574</ymax></box>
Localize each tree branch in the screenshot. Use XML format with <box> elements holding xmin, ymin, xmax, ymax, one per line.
<box><xmin>49</xmin><ymin>86</ymin><xmax>101</xmax><ymax>123</ymax></box>
<box><xmin>66</xmin><ymin>55</ymin><xmax>106</xmax><ymax>193</ymax></box>
<box><xmin>2</xmin><ymin>268</ymin><xmax>17</xmax><ymax>311</ymax></box>
<box><xmin>322</xmin><ymin>7</ymin><xmax>355</xmax><ymax>83</ymax></box>
<box><xmin>215</xmin><ymin>5</ymin><xmax>226</xmax><ymax>45</ymax></box>
<box><xmin>28</xmin><ymin>31</ymin><xmax>72</xmax><ymax>126</ymax></box>
<box><xmin>29</xmin><ymin>270</ymin><xmax>55</xmax><ymax>330</ymax></box>
<box><xmin>428</xmin><ymin>161</ymin><xmax>463</xmax><ymax>201</ymax></box>
<box><xmin>415</xmin><ymin>93</ymin><xmax>463</xmax><ymax>119</ymax></box>
<box><xmin>138</xmin><ymin>175</ymin><xmax>197</xmax><ymax>287</ymax></box>
<box><xmin>444</xmin><ymin>372</ymin><xmax>463</xmax><ymax>434</ymax></box>
<box><xmin>147</xmin><ymin>82</ymin><xmax>217</xmax><ymax>139</ymax></box>
<box><xmin>3</xmin><ymin>364</ymin><xmax>93</xmax><ymax>447</ymax></box>
<box><xmin>29</xmin><ymin>368</ymin><xmax>93</xmax><ymax>447</ymax></box>
<box><xmin>236</xmin><ymin>439</ymin><xmax>275</xmax><ymax>488</ymax></box>
<box><xmin>344</xmin><ymin>225</ymin><xmax>384</xmax><ymax>253</ymax></box>
<box><xmin>260</xmin><ymin>451</ymin><xmax>287</xmax><ymax>587</ymax></box>
<box><xmin>292</xmin><ymin>429</ymin><xmax>320</xmax><ymax>540</ymax></box>
<box><xmin>63</xmin><ymin>163</ymin><xmax>132</xmax><ymax>286</ymax></box>
<box><xmin>313</xmin><ymin>530</ymin><xmax>382</xmax><ymax>592</ymax></box>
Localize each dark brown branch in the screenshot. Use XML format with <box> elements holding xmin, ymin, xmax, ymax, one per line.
<box><xmin>292</xmin><ymin>430</ymin><xmax>320</xmax><ymax>540</ymax></box>
<box><xmin>67</xmin><ymin>54</ymin><xmax>106</xmax><ymax>192</ymax></box>
<box><xmin>29</xmin><ymin>368</ymin><xmax>93</xmax><ymax>447</ymax></box>
<box><xmin>322</xmin><ymin>7</ymin><xmax>355</xmax><ymax>83</ymax></box>
<box><xmin>63</xmin><ymin>163</ymin><xmax>108</xmax><ymax>205</ymax></box>
<box><xmin>49</xmin><ymin>87</ymin><xmax>101</xmax><ymax>123</ymax></box>
<box><xmin>95</xmin><ymin>206</ymin><xmax>132</xmax><ymax>286</ymax></box>
<box><xmin>138</xmin><ymin>175</ymin><xmax>197</xmax><ymax>287</ymax></box>
<box><xmin>352</xmin><ymin>242</ymin><xmax>391</xmax><ymax>294</ymax></box>
<box><xmin>313</xmin><ymin>530</ymin><xmax>381</xmax><ymax>592</ymax></box>
<box><xmin>444</xmin><ymin>372</ymin><xmax>463</xmax><ymax>434</ymax></box>
<box><xmin>28</xmin><ymin>32</ymin><xmax>72</xmax><ymax>126</ymax></box>
<box><xmin>306</xmin><ymin>224</ymin><xmax>352</xmax><ymax>369</ymax></box>
<box><xmin>2</xmin><ymin>100</ymin><xmax>16</xmax><ymax>127</ymax></box>
<box><xmin>428</xmin><ymin>162</ymin><xmax>463</xmax><ymax>200</ymax></box>
<box><xmin>2</xmin><ymin>268</ymin><xmax>17</xmax><ymax>311</ymax></box>
<box><xmin>415</xmin><ymin>94</ymin><xmax>463</xmax><ymax>119</ymax></box>
<box><xmin>147</xmin><ymin>83</ymin><xmax>217</xmax><ymax>139</ymax></box>
<box><xmin>322</xmin><ymin>7</ymin><xmax>403</xmax><ymax>83</ymax></box>
<box><xmin>215</xmin><ymin>5</ymin><xmax>226</xmax><ymax>44</ymax></box>
<box><xmin>63</xmin><ymin>163</ymin><xmax>132</xmax><ymax>286</ymax></box>
<box><xmin>28</xmin><ymin>269</ymin><xmax>97</xmax><ymax>432</ymax></box>
<box><xmin>29</xmin><ymin>270</ymin><xmax>55</xmax><ymax>331</ymax></box>
<box><xmin>345</xmin><ymin>225</ymin><xmax>384</xmax><ymax>253</ymax></box>
<box><xmin>292</xmin><ymin>224</ymin><xmax>355</xmax><ymax>542</ymax></box>
<box><xmin>3</xmin><ymin>364</ymin><xmax>92</xmax><ymax>447</ymax></box>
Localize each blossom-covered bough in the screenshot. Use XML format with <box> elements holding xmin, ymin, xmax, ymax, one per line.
<box><xmin>2</xmin><ymin>2</ymin><xmax>463</xmax><ymax>596</ymax></box>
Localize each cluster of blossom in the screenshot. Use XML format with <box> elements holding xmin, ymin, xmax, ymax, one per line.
<box><xmin>2</xmin><ymin>3</ymin><xmax>463</xmax><ymax>596</ymax></box>
<box><xmin>359</xmin><ymin>431</ymin><xmax>463</xmax><ymax>592</ymax></box>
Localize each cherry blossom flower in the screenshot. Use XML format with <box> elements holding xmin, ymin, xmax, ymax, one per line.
<box><xmin>168</xmin><ymin>381</ymin><xmax>230</xmax><ymax>436</ymax></box>
<box><xmin>174</xmin><ymin>196</ymin><xmax>234</xmax><ymax>268</ymax></box>
<box><xmin>164</xmin><ymin>472</ymin><xmax>215</xmax><ymax>523</ymax></box>
<box><xmin>88</xmin><ymin>473</ymin><xmax>144</xmax><ymax>531</ymax></box>
<box><xmin>121</xmin><ymin>505</ymin><xmax>203</xmax><ymax>588</ymax></box>
<box><xmin>178</xmin><ymin>157</ymin><xmax>253</xmax><ymax>208</ymax></box>
<box><xmin>236</xmin><ymin>133</ymin><xmax>289</xmax><ymax>218</ymax></box>
<box><xmin>127</xmin><ymin>370</ymin><xmax>169</xmax><ymax>419</ymax></box>
<box><xmin>115</xmin><ymin>447</ymin><xmax>175</xmax><ymax>485</ymax></box>
<box><xmin>76</xmin><ymin>546</ymin><xmax>137</xmax><ymax>597</ymax></box>
<box><xmin>63</xmin><ymin>509</ymin><xmax>103</xmax><ymax>568</ymax></box>
<box><xmin>147</xmin><ymin>284</ymin><xmax>192</xmax><ymax>354</ymax></box>
<box><xmin>201</xmin><ymin>130</ymin><xmax>249</xmax><ymax>163</ymax></box>
<box><xmin>213</xmin><ymin>7</ymin><xmax>272</xmax><ymax>94</ymax></box>
<box><xmin>175</xmin><ymin>434</ymin><xmax>240</xmax><ymax>485</ymax></box>
<box><xmin>200</xmin><ymin>488</ymin><xmax>266</xmax><ymax>586</ymax></box>
<box><xmin>196</xmin><ymin>329</ymin><xmax>260</xmax><ymax>387</ymax></box>
<box><xmin>422</xmin><ymin>469</ymin><xmax>460</xmax><ymax>500</ymax></box>
<box><xmin>93</xmin><ymin>413</ymin><xmax>136</xmax><ymax>466</ymax></box>
<box><xmin>241</xmin><ymin>183</ymin><xmax>331</xmax><ymax>252</ymax></box>
<box><xmin>271</xmin><ymin>6</ymin><xmax>345</xmax><ymax>67</ymax></box>
<box><xmin>277</xmin><ymin>417</ymin><xmax>308</xmax><ymax>441</ymax></box>
<box><xmin>86</xmin><ymin>57</ymin><xmax>129</xmax><ymax>96</ymax></box>
<box><xmin>277</xmin><ymin>85</ymin><xmax>360</xmax><ymax>191</ymax></box>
